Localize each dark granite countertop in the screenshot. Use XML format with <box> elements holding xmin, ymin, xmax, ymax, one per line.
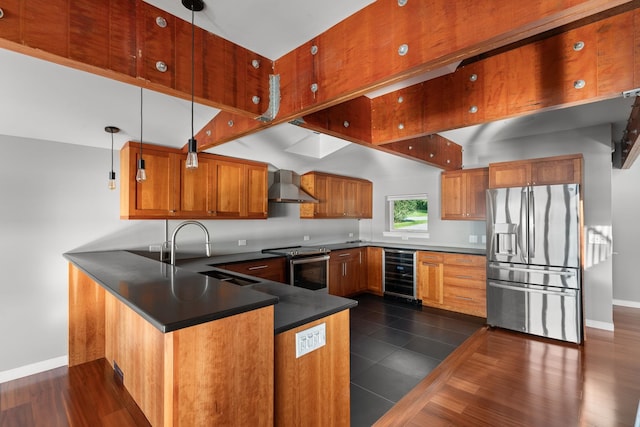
<box><xmin>65</xmin><ymin>250</ymin><xmax>356</xmax><ymax>334</ymax></box>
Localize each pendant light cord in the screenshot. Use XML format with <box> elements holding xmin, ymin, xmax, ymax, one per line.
<box><xmin>139</xmin><ymin>87</ymin><xmax>143</xmax><ymax>158</ymax></box>
<box><xmin>190</xmin><ymin>5</ymin><xmax>195</xmax><ymax>141</ymax></box>
<box><xmin>111</xmin><ymin>131</ymin><xmax>114</xmax><ymax>172</ymax></box>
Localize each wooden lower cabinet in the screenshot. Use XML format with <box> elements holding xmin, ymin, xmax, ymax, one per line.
<box><xmin>219</xmin><ymin>257</ymin><xmax>287</xmax><ymax>283</ymax></box>
<box><xmin>274</xmin><ymin>310</ymin><xmax>351</xmax><ymax>427</ymax></box>
<box><xmin>416</xmin><ymin>252</ymin><xmax>486</xmax><ymax>317</ymax></box>
<box><xmin>417</xmin><ymin>252</ymin><xmax>444</xmax><ymax>306</ymax></box>
<box><xmin>329</xmin><ymin>248</ymin><xmax>365</xmax><ymax>297</ymax></box>
<box><xmin>366</xmin><ymin>247</ymin><xmax>383</xmax><ymax>295</ymax></box>
<box><xmin>69</xmin><ymin>264</ymin><xmax>274</xmax><ymax>427</ymax></box>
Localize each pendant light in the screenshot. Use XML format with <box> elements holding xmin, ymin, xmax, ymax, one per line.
<box><xmin>105</xmin><ymin>126</ymin><xmax>120</xmax><ymax>190</ymax></box>
<box><xmin>136</xmin><ymin>87</ymin><xmax>147</xmax><ymax>183</ymax></box>
<box><xmin>183</xmin><ymin>0</ymin><xmax>204</xmax><ymax>170</ymax></box>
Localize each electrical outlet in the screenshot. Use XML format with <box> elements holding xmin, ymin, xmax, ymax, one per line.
<box><xmin>149</xmin><ymin>244</ymin><xmax>163</xmax><ymax>252</ymax></box>
<box><xmin>238</xmin><ymin>239</ymin><xmax>247</xmax><ymax>246</ymax></box>
<box><xmin>348</xmin><ymin>232</ymin><xmax>354</xmax><ymax>238</ymax></box>
<box><xmin>469</xmin><ymin>235</ymin><xmax>478</xmax><ymax>244</ymax></box>
<box><xmin>481</xmin><ymin>235</ymin><xmax>486</xmax><ymax>244</ymax></box>
<box><xmin>303</xmin><ymin>235</ymin><xmax>310</xmax><ymax>241</ymax></box>
<box><xmin>295</xmin><ymin>323</ymin><xmax>326</xmax><ymax>358</ymax></box>
<box><xmin>401</xmin><ymin>236</ymin><xmax>409</xmax><ymax>241</ymax></box>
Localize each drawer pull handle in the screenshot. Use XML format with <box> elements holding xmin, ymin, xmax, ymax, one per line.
<box><xmin>339</xmin><ymin>253</ymin><xmax>351</xmax><ymax>257</ymax></box>
<box><xmin>455</xmin><ymin>296</ymin><xmax>473</xmax><ymax>300</ymax></box>
<box><xmin>248</xmin><ymin>265</ymin><xmax>269</xmax><ymax>270</ymax></box>
<box><xmin>455</xmin><ymin>259</ymin><xmax>472</xmax><ymax>263</ymax></box>
<box><xmin>421</xmin><ymin>262</ymin><xmax>439</xmax><ymax>267</ymax></box>
<box><xmin>455</xmin><ymin>275</ymin><xmax>474</xmax><ymax>279</ymax></box>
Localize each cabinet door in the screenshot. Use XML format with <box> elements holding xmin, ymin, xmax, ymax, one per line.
<box><xmin>121</xmin><ymin>144</ymin><xmax>180</xmax><ymax>219</ymax></box>
<box><xmin>366</xmin><ymin>247</ymin><xmax>383</xmax><ymax>295</ymax></box>
<box><xmin>343</xmin><ymin>180</ymin><xmax>358</xmax><ymax>217</ymax></box>
<box><xmin>441</xmin><ymin>171</ymin><xmax>465</xmax><ymax>219</ymax></box>
<box><xmin>180</xmin><ymin>155</ymin><xmax>216</xmax><ymax>217</ymax></box>
<box><xmin>489</xmin><ymin>162</ymin><xmax>531</xmax><ymax>188</ymax></box>
<box><xmin>246</xmin><ymin>164</ymin><xmax>268</xmax><ymax>219</ymax></box>
<box><xmin>530</xmin><ymin>156</ymin><xmax>582</xmax><ymax>185</ymax></box>
<box><xmin>357</xmin><ymin>181</ymin><xmax>373</xmax><ymax>219</ymax></box>
<box><xmin>328</xmin><ymin>257</ymin><xmax>345</xmax><ymax>296</ymax></box>
<box><xmin>327</xmin><ymin>177</ymin><xmax>345</xmax><ymax>217</ymax></box>
<box><xmin>465</xmin><ymin>168</ymin><xmax>489</xmax><ymax>220</ymax></box>
<box><xmin>214</xmin><ymin>159</ymin><xmax>244</xmax><ymax>218</ymax></box>
<box><xmin>417</xmin><ymin>252</ymin><xmax>444</xmax><ymax>306</ymax></box>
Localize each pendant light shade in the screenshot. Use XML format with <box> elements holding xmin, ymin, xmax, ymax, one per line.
<box><xmin>105</xmin><ymin>126</ymin><xmax>119</xmax><ymax>190</ymax></box>
<box><xmin>184</xmin><ymin>0</ymin><xmax>204</xmax><ymax>170</ymax></box>
<box><xmin>136</xmin><ymin>87</ymin><xmax>147</xmax><ymax>183</ymax></box>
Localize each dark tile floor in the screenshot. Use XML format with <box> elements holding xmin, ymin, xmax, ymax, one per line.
<box><xmin>349</xmin><ymin>294</ymin><xmax>485</xmax><ymax>426</ymax></box>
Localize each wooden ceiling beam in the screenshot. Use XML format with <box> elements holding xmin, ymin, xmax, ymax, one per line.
<box><xmin>297</xmin><ymin>7</ymin><xmax>640</xmax><ymax>167</ymax></box>
<box><xmin>0</xmin><ymin>0</ymin><xmax>633</xmax><ymax>152</ymax></box>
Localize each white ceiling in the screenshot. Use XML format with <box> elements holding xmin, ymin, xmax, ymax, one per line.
<box><xmin>0</xmin><ymin>0</ymin><xmax>633</xmax><ymax>170</ymax></box>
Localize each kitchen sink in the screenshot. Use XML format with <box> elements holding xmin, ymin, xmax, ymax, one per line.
<box><xmin>199</xmin><ymin>269</ymin><xmax>261</xmax><ymax>287</ymax></box>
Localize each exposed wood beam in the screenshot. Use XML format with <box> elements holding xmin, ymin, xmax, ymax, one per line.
<box><xmin>299</xmin><ymin>7</ymin><xmax>640</xmax><ymax>167</ymax></box>
<box><xmin>621</xmin><ymin>96</ymin><xmax>640</xmax><ymax>168</ymax></box>
<box><xmin>0</xmin><ymin>0</ymin><xmax>632</xmax><ymax>153</ymax></box>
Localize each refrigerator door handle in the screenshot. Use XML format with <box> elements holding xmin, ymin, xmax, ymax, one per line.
<box><xmin>493</xmin><ymin>265</ymin><xmax>576</xmax><ymax>277</ymax></box>
<box><xmin>519</xmin><ymin>188</ymin><xmax>528</xmax><ymax>260</ymax></box>
<box><xmin>489</xmin><ymin>282</ymin><xmax>576</xmax><ymax>297</ymax></box>
<box><xmin>529</xmin><ymin>188</ymin><xmax>535</xmax><ymax>259</ymax></box>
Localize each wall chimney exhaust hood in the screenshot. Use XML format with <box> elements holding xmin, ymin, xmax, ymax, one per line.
<box><xmin>268</xmin><ymin>170</ymin><xmax>318</xmax><ymax>203</ymax></box>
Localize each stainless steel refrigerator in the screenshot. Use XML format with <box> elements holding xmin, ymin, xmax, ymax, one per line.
<box><xmin>486</xmin><ymin>184</ymin><xmax>582</xmax><ymax>343</ymax></box>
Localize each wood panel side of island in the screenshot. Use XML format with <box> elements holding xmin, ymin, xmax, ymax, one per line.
<box><xmin>171</xmin><ymin>306</ymin><xmax>274</xmax><ymax>427</ymax></box>
<box><xmin>68</xmin><ymin>264</ymin><xmax>105</xmax><ymax>367</ymax></box>
<box><xmin>274</xmin><ymin>309</ymin><xmax>351</xmax><ymax>427</ymax></box>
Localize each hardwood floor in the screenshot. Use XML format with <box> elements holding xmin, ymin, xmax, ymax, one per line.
<box><xmin>1</xmin><ymin>306</ymin><xmax>639</xmax><ymax>426</ymax></box>
<box><xmin>375</xmin><ymin>305</ymin><xmax>640</xmax><ymax>427</ymax></box>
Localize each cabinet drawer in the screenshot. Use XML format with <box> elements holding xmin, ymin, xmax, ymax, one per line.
<box><xmin>222</xmin><ymin>258</ymin><xmax>286</xmax><ymax>282</ymax></box>
<box><xmin>444</xmin><ymin>265</ymin><xmax>486</xmax><ymax>282</ymax></box>
<box><xmin>417</xmin><ymin>251</ymin><xmax>444</xmax><ymax>264</ymax></box>
<box><xmin>443</xmin><ymin>254</ymin><xmax>485</xmax><ymax>268</ymax></box>
<box><xmin>444</xmin><ymin>285</ymin><xmax>486</xmax><ymax>316</ymax></box>
<box><xmin>444</xmin><ymin>275</ymin><xmax>485</xmax><ymax>290</ymax></box>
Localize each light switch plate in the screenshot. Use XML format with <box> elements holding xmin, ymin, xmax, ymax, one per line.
<box><xmin>295</xmin><ymin>323</ymin><xmax>326</xmax><ymax>358</ymax></box>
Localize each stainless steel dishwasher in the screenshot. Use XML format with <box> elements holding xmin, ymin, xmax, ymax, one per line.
<box><xmin>383</xmin><ymin>249</ymin><xmax>418</xmax><ymax>302</ymax></box>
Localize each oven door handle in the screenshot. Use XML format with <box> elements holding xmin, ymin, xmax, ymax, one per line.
<box><xmin>290</xmin><ymin>254</ymin><xmax>330</xmax><ymax>265</ymax></box>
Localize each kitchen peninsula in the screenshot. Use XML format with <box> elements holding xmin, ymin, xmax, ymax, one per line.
<box><xmin>65</xmin><ymin>250</ymin><xmax>356</xmax><ymax>427</ymax></box>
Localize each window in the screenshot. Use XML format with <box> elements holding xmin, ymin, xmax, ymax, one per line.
<box><xmin>386</xmin><ymin>194</ymin><xmax>428</xmax><ymax>233</ymax></box>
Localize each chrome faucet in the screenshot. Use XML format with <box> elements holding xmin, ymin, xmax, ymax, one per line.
<box><xmin>170</xmin><ymin>220</ymin><xmax>211</xmax><ymax>265</ymax></box>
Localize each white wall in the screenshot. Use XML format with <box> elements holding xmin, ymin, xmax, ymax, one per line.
<box><xmin>0</xmin><ymin>135</ymin><xmax>359</xmax><ymax>379</ymax></box>
<box><xmin>612</xmin><ymin>164</ymin><xmax>640</xmax><ymax>307</ymax></box>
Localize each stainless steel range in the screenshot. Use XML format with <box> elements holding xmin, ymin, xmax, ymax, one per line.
<box><xmin>262</xmin><ymin>246</ymin><xmax>330</xmax><ymax>291</ymax></box>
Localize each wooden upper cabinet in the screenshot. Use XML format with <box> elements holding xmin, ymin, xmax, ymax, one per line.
<box><xmin>246</xmin><ymin>163</ymin><xmax>268</xmax><ymax>218</ymax></box>
<box><xmin>489</xmin><ymin>154</ymin><xmax>583</xmax><ymax>188</ymax></box>
<box><xmin>180</xmin><ymin>155</ymin><xmax>217</xmax><ymax>217</ymax></box>
<box><xmin>120</xmin><ymin>143</ymin><xmax>180</xmax><ymax>219</ymax></box>
<box><xmin>300</xmin><ymin>172</ymin><xmax>373</xmax><ymax>219</ymax></box>
<box><xmin>121</xmin><ymin>143</ymin><xmax>267</xmax><ymax>220</ymax></box>
<box><xmin>441</xmin><ymin>168</ymin><xmax>488</xmax><ymax>220</ymax></box>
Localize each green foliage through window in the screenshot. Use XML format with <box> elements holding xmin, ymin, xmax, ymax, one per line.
<box><xmin>388</xmin><ymin>195</ymin><xmax>428</xmax><ymax>232</ymax></box>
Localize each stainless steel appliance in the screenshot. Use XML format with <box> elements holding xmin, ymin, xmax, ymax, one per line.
<box><xmin>486</xmin><ymin>184</ymin><xmax>582</xmax><ymax>343</ymax></box>
<box><xmin>262</xmin><ymin>246</ymin><xmax>330</xmax><ymax>291</ymax></box>
<box><xmin>383</xmin><ymin>249</ymin><xmax>418</xmax><ymax>302</ymax></box>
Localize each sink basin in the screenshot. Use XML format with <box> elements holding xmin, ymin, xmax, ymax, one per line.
<box><xmin>199</xmin><ymin>270</ymin><xmax>261</xmax><ymax>287</ymax></box>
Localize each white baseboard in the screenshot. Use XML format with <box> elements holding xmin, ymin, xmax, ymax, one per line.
<box><xmin>585</xmin><ymin>319</ymin><xmax>615</xmax><ymax>331</ymax></box>
<box><xmin>613</xmin><ymin>299</ymin><xmax>640</xmax><ymax>309</ymax></box>
<box><xmin>0</xmin><ymin>355</ymin><xmax>68</xmax><ymax>384</ymax></box>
